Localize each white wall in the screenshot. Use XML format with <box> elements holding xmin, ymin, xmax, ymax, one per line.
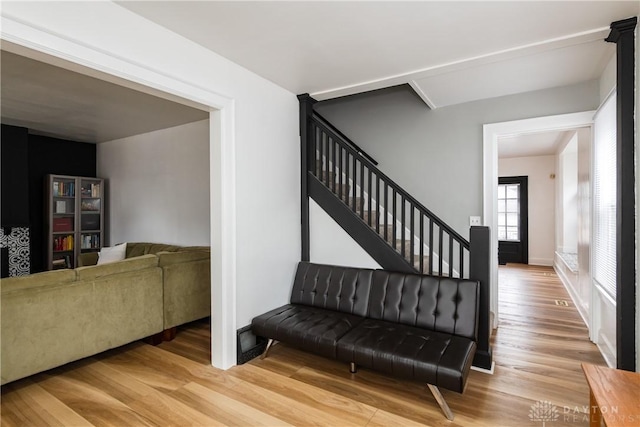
<box><xmin>576</xmin><ymin>127</ymin><xmax>592</xmax><ymax>325</ymax></box>
<box><xmin>309</xmin><ymin>199</ymin><xmax>381</xmax><ymax>269</ymax></box>
<box><xmin>599</xmin><ymin>52</ymin><xmax>616</xmax><ymax>102</ymax></box>
<box><xmin>553</xmin><ymin>128</ymin><xmax>592</xmax><ymax>326</ymax></box>
<box><xmin>560</xmin><ymin>135</ymin><xmax>579</xmax><ymax>253</ymax></box>
<box><xmin>97</xmin><ymin>120</ymin><xmax>210</xmax><ymax>246</ymax></box>
<box><xmin>315</xmin><ymin>82</ymin><xmax>600</xmax><ymax>240</ymax></box>
<box><xmin>498</xmin><ymin>155</ymin><xmax>556</xmax><ymax>266</ymax></box>
<box><xmin>1</xmin><ymin>1</ymin><xmax>301</xmax><ymax>367</ymax></box>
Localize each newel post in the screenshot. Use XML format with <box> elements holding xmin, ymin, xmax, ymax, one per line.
<box><xmin>469</xmin><ymin>226</ymin><xmax>493</xmax><ymax>370</ymax></box>
<box><xmin>298</xmin><ymin>94</ymin><xmax>317</xmax><ymax>261</ymax></box>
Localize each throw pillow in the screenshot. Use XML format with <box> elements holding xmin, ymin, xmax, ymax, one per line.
<box><xmin>97</xmin><ymin>242</ymin><xmax>127</xmax><ymax>265</ymax></box>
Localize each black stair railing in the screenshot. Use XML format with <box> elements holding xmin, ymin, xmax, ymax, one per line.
<box><xmin>309</xmin><ymin>111</ymin><xmax>469</xmax><ymax>278</ymax></box>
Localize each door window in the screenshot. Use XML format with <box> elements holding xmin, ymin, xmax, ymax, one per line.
<box><xmin>498</xmin><ymin>183</ymin><xmax>520</xmax><ymax>241</ymax></box>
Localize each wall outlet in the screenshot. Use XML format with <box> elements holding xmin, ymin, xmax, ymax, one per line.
<box><xmin>469</xmin><ymin>216</ymin><xmax>482</xmax><ymax>226</ymax></box>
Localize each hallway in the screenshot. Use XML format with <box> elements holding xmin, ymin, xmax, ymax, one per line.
<box><xmin>1</xmin><ymin>265</ymin><xmax>607</xmax><ymax>426</ymax></box>
<box><xmin>492</xmin><ymin>264</ymin><xmax>606</xmax><ymax>424</ymax></box>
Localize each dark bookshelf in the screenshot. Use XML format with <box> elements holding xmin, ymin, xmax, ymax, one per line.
<box><xmin>45</xmin><ymin>175</ymin><xmax>104</xmax><ymax>270</ymax></box>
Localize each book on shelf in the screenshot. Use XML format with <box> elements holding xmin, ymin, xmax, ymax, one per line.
<box><xmin>81</xmin><ymin>234</ymin><xmax>100</xmax><ymax>249</ymax></box>
<box><xmin>54</xmin><ymin>181</ymin><xmax>75</xmax><ymax>197</ymax></box>
<box><xmin>81</xmin><ymin>183</ymin><xmax>101</xmax><ymax>198</ymax></box>
<box><xmin>53</xmin><ymin>235</ymin><xmax>74</xmax><ymax>251</ymax></box>
<box><xmin>55</xmin><ymin>200</ymin><xmax>67</xmax><ymax>214</ymax></box>
<box><xmin>53</xmin><ymin>217</ymin><xmax>73</xmax><ymax>232</ymax></box>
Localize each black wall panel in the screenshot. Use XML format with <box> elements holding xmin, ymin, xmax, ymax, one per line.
<box><xmin>2</xmin><ymin>125</ymin><xmax>97</xmax><ymax>273</ymax></box>
<box><xmin>28</xmin><ymin>134</ymin><xmax>96</xmax><ymax>272</ymax></box>
<box><xmin>1</xmin><ymin>124</ymin><xmax>30</xmax><ymax>226</ymax></box>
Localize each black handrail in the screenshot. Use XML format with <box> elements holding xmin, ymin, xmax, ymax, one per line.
<box><xmin>311</xmin><ymin>117</ymin><xmax>469</xmax><ymax>248</ymax></box>
<box><xmin>312</xmin><ymin>112</ymin><xmax>379</xmax><ymax>166</ymax></box>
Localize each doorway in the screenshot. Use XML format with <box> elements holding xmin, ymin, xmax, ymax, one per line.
<box><xmin>483</xmin><ymin>111</ymin><xmax>595</xmax><ymax>329</ymax></box>
<box><xmin>1</xmin><ymin>36</ymin><xmax>237</xmax><ymax>369</ymax></box>
<box><xmin>497</xmin><ymin>176</ymin><xmax>528</xmax><ymax>265</ymax></box>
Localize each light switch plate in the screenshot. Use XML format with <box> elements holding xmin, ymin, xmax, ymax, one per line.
<box><xmin>469</xmin><ymin>216</ymin><xmax>482</xmax><ymax>226</ymax></box>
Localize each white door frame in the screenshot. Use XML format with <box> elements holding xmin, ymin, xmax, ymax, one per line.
<box><xmin>1</xmin><ymin>16</ymin><xmax>238</xmax><ymax>369</ymax></box>
<box><xmin>483</xmin><ymin>111</ymin><xmax>595</xmax><ymax>329</ymax></box>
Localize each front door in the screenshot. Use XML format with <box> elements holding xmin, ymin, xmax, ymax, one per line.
<box><xmin>498</xmin><ymin>176</ymin><xmax>528</xmax><ymax>264</ymax></box>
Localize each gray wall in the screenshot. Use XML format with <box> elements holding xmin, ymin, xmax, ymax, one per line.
<box><xmin>315</xmin><ymin>81</ymin><xmax>600</xmax><ymax>239</ymax></box>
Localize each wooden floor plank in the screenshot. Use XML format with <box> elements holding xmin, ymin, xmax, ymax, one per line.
<box><xmin>227</xmin><ymin>363</ymin><xmax>378</xmax><ymax>425</ymax></box>
<box><xmin>1</xmin><ymin>264</ymin><xmax>606</xmax><ymax>426</ymax></box>
<box><xmin>0</xmin><ymin>380</ymin><xmax>94</xmax><ymax>427</ymax></box>
<box><xmin>36</xmin><ymin>374</ymin><xmax>156</xmax><ymax>427</ymax></box>
<box><xmin>172</xmin><ymin>381</ymin><xmax>291</xmax><ymax>427</ymax></box>
<box><xmin>125</xmin><ymin>383</ymin><xmax>226</xmax><ymax>427</ymax></box>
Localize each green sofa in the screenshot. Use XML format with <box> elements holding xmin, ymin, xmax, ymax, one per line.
<box><xmin>1</xmin><ymin>242</ymin><xmax>210</xmax><ymax>385</ymax></box>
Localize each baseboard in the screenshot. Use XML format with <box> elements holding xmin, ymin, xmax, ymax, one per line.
<box><xmin>553</xmin><ymin>262</ymin><xmax>589</xmax><ymax>328</ymax></box>
<box><xmin>529</xmin><ymin>258</ymin><xmax>553</xmax><ymax>266</ymax></box>
<box><xmin>471</xmin><ymin>361</ymin><xmax>495</xmax><ymax>375</ymax></box>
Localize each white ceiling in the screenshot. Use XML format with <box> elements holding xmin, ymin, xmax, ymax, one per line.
<box><xmin>0</xmin><ymin>50</ymin><xmax>208</xmax><ymax>143</ymax></box>
<box><xmin>118</xmin><ymin>1</ymin><xmax>634</xmax><ymax>108</ymax></box>
<box><xmin>2</xmin><ymin>1</ymin><xmax>635</xmax><ymax>150</ymax></box>
<box><xmin>498</xmin><ymin>131</ymin><xmax>569</xmax><ymax>159</ymax></box>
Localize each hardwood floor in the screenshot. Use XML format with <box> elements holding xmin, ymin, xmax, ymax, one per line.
<box><xmin>1</xmin><ymin>264</ymin><xmax>606</xmax><ymax>426</ymax></box>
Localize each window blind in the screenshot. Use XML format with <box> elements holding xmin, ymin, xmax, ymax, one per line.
<box><xmin>592</xmin><ymin>91</ymin><xmax>616</xmax><ymax>298</ymax></box>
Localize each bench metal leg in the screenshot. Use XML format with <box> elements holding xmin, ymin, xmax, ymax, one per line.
<box><xmin>427</xmin><ymin>384</ymin><xmax>454</xmax><ymax>421</ymax></box>
<box><xmin>349</xmin><ymin>362</ymin><xmax>357</xmax><ymax>373</ymax></box>
<box><xmin>260</xmin><ymin>338</ymin><xmax>276</xmax><ymax>360</ymax></box>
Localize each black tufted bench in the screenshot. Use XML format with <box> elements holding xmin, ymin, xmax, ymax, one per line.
<box><xmin>251</xmin><ymin>262</ymin><xmax>480</xmax><ymax>420</ymax></box>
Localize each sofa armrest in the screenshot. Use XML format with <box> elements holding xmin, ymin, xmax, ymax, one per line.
<box><xmin>160</xmin><ymin>252</ymin><xmax>211</xmax><ymax>329</ymax></box>
<box><xmin>78</xmin><ymin>252</ymin><xmax>99</xmax><ymax>267</ymax></box>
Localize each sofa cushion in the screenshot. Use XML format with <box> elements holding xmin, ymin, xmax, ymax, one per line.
<box><xmin>76</xmin><ymin>254</ymin><xmax>158</xmax><ymax>281</ymax></box>
<box><xmin>91</xmin><ymin>266</ymin><xmax>163</xmax><ymax>353</ymax></box>
<box><xmin>252</xmin><ymin>304</ymin><xmax>365</xmax><ymax>359</ymax></box>
<box><xmin>336</xmin><ymin>318</ymin><xmax>476</xmax><ymax>392</ymax></box>
<box><xmin>368</xmin><ymin>271</ymin><xmax>480</xmax><ymax>341</ymax></box>
<box><xmin>290</xmin><ymin>262</ymin><xmax>374</xmax><ymax>317</ymax></box>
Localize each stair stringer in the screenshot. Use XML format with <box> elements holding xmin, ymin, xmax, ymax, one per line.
<box><xmin>308</xmin><ymin>174</ymin><xmax>416</xmax><ymax>274</ymax></box>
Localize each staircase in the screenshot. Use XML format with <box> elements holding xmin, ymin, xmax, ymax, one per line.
<box><xmin>298</xmin><ymin>94</ymin><xmax>493</xmax><ymax>370</ymax></box>
<box><xmin>309</xmin><ymin>111</ymin><xmax>470</xmax><ymax>278</ymax></box>
<box><xmin>317</xmin><ymin>162</ymin><xmax>436</xmax><ymax>274</ymax></box>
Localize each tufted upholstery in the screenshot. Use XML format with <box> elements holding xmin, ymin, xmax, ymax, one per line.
<box><xmin>368</xmin><ymin>271</ymin><xmax>479</xmax><ymax>341</ymax></box>
<box><xmin>290</xmin><ymin>262</ymin><xmax>374</xmax><ymax>317</ymax></box>
<box><xmin>252</xmin><ymin>305</ymin><xmax>364</xmax><ymax>359</ymax></box>
<box><xmin>251</xmin><ymin>262</ymin><xmax>479</xmax><ymax>395</ymax></box>
<box><xmin>336</xmin><ymin>320</ymin><xmax>476</xmax><ymax>393</ymax></box>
